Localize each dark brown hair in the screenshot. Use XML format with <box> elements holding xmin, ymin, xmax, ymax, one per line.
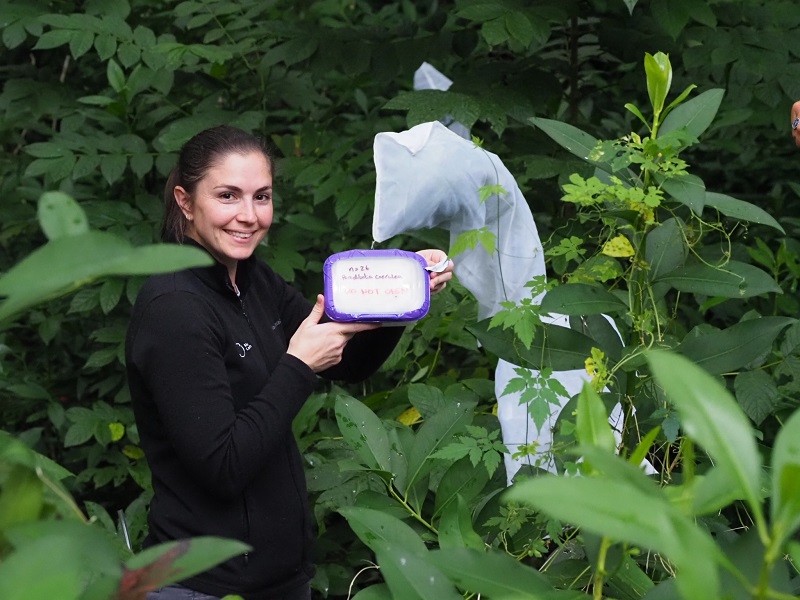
<box><xmin>161</xmin><ymin>125</ymin><xmax>274</xmax><ymax>243</ymax></box>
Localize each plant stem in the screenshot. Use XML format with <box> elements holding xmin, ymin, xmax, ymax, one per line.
<box><xmin>593</xmin><ymin>536</ymin><xmax>612</xmax><ymax>600</ymax></box>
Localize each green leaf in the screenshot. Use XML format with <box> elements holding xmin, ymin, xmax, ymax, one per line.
<box><xmin>677</xmin><ymin>317</ymin><xmax>795</xmax><ymax>375</ymax></box>
<box><xmin>99</xmin><ymin>278</ymin><xmax>124</xmax><ymax>313</ymax></box>
<box><xmin>504</xmin><ymin>12</ymin><xmax>534</xmax><ymax>47</ymax></box>
<box><xmin>646</xmin><ymin>351</ymin><xmax>763</xmax><ymax>521</ymax></box>
<box><xmin>661</xmin><ymin>173</ymin><xmax>705</xmax><ymax>215</ymax></box>
<box><xmin>644</xmin><ymin>51</ymin><xmax>672</xmax><ymax>118</ymax></box>
<box><xmin>506</xmin><ymin>473</ymin><xmax>719</xmax><ymax>600</ymax></box>
<box><xmin>335</xmin><ymin>396</ymin><xmax>392</xmax><ymax>472</ymax></box>
<box><xmin>101</xmin><ymin>154</ymin><xmax>127</xmax><ymax>185</ymax></box>
<box><xmin>125</xmin><ymin>537</ymin><xmax>250</xmax><ymax>585</ymax></box>
<box><xmin>770</xmin><ymin>409</ymin><xmax>800</xmax><ymax>548</ymax></box>
<box><xmin>0</xmin><ymin>466</ymin><xmax>43</xmax><ymax>530</ymax></box>
<box><xmin>438</xmin><ymin>495</ymin><xmax>485</xmax><ymax>551</ymax></box>
<box><xmin>655</xmin><ymin>260</ymin><xmax>781</xmax><ymax>299</ymax></box>
<box><xmin>0</xmin><ymin>232</ymin><xmax>213</xmax><ymax>323</ymax></box>
<box><xmin>540</xmin><ymin>283</ymin><xmax>628</xmax><ymax>316</ymax></box>
<box><xmin>106</xmin><ymin>59</ymin><xmax>125</xmax><ymax>93</ymax></box>
<box><xmin>468</xmin><ymin>318</ymin><xmax>597</xmax><ymax>371</ymax></box>
<box><xmin>433</xmin><ymin>457</ymin><xmax>489</xmax><ymax>517</ymax></box>
<box><xmin>428</xmin><ymin>547</ymin><xmax>580</xmax><ymax>600</ymax></box>
<box><xmin>0</xmin><ymin>520</ymin><xmax>119</xmax><ymax>600</ymax></box>
<box><xmin>645</xmin><ymin>217</ymin><xmax>688</xmax><ymax>281</ymax></box>
<box><xmin>734</xmin><ymin>370</ymin><xmax>780</xmax><ymax>426</ymax></box>
<box><xmin>69</xmin><ymin>30</ymin><xmax>94</xmax><ymax>59</ymax></box>
<box><xmin>372</xmin><ymin>539</ymin><xmax>464</xmax><ymax>600</ymax></box>
<box><xmin>32</xmin><ymin>29</ymin><xmax>74</xmax><ymax>50</ymax></box>
<box><xmin>37</xmin><ymin>192</ymin><xmax>89</xmax><ymax>240</ymax></box>
<box><xmin>576</xmin><ymin>383</ymin><xmax>616</xmax><ymax>454</ymax></box>
<box><xmin>405</xmin><ymin>399</ymin><xmax>475</xmax><ymax>491</ymax></box>
<box><xmin>339</xmin><ymin>506</ymin><xmax>428</xmax><ymax>555</ymax></box>
<box><xmin>660</xmin><ymin>88</ymin><xmax>725</xmax><ymax>139</ymax></box>
<box><xmin>530</xmin><ymin>117</ymin><xmax>600</xmax><ymax>165</ymax></box>
<box><xmin>704</xmin><ymin>192</ymin><xmax>785</xmax><ymax>233</ymax></box>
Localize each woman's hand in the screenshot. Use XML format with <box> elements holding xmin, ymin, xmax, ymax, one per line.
<box><xmin>416</xmin><ymin>249</ymin><xmax>454</xmax><ymax>294</ymax></box>
<box><xmin>287</xmin><ymin>295</ymin><xmax>379</xmax><ymax>372</ymax></box>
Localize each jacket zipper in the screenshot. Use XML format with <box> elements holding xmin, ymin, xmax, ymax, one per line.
<box><xmin>229</xmin><ymin>281</ymin><xmax>252</xmax><ymax>566</ymax></box>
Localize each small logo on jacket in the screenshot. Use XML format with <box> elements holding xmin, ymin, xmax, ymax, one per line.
<box><xmin>236</xmin><ymin>342</ymin><xmax>252</xmax><ymax>358</ymax></box>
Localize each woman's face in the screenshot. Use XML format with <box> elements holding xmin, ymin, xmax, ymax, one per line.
<box><xmin>175</xmin><ymin>151</ymin><xmax>273</xmax><ymax>282</ymax></box>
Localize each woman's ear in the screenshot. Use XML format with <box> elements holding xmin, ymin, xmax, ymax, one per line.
<box><xmin>174</xmin><ymin>186</ymin><xmax>193</xmax><ymax>221</ymax></box>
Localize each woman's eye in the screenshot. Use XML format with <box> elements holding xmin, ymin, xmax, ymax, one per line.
<box><xmin>256</xmin><ymin>194</ymin><xmax>272</xmax><ymax>203</ymax></box>
<box><xmin>219</xmin><ymin>192</ymin><xmax>236</xmax><ymax>201</ymax></box>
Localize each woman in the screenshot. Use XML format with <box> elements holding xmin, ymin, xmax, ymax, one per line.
<box><xmin>126</xmin><ymin>125</ymin><xmax>452</xmax><ymax>600</ymax></box>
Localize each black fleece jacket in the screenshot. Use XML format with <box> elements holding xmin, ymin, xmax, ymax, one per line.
<box><xmin>125</xmin><ymin>243</ymin><xmax>402</xmax><ymax>599</ymax></box>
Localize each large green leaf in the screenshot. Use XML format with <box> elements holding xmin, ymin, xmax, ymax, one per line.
<box><xmin>506</xmin><ymin>473</ymin><xmax>719</xmax><ymax>600</ymax></box>
<box><xmin>124</xmin><ymin>536</ymin><xmax>251</xmax><ymax>586</ymax></box>
<box><xmin>433</xmin><ymin>457</ymin><xmax>489</xmax><ymax>518</ymax></box>
<box><xmin>1</xmin><ymin>520</ymin><xmax>121</xmax><ymax>600</ymax></box>
<box><xmin>654</xmin><ymin>260</ymin><xmax>781</xmax><ymax>299</ymax></box>
<box><xmin>437</xmin><ymin>495</ymin><xmax>484</xmax><ymax>551</ymax></box>
<box><xmin>660</xmin><ymin>88</ymin><xmax>725</xmax><ymax>139</ymax></box>
<box><xmin>660</xmin><ymin>173</ymin><xmax>705</xmax><ymax>214</ymax></box>
<box><xmin>428</xmin><ymin>547</ymin><xmax>583</xmax><ymax>599</ymax></box>
<box><xmin>529</xmin><ymin>117</ymin><xmax>600</xmax><ymax>164</ymax></box>
<box><xmin>770</xmin><ymin>409</ymin><xmax>800</xmax><ymax>549</ymax></box>
<box><xmin>645</xmin><ymin>217</ymin><xmax>688</xmax><ymax>281</ymax></box>
<box><xmin>372</xmin><ymin>539</ymin><xmax>464</xmax><ymax>600</ymax></box>
<box><xmin>339</xmin><ymin>506</ymin><xmax>428</xmax><ymax>555</ymax></box>
<box><xmin>467</xmin><ymin>319</ymin><xmax>597</xmax><ymax>371</ymax></box>
<box><xmin>704</xmin><ymin>192</ymin><xmax>785</xmax><ymax>233</ymax></box>
<box><xmin>646</xmin><ymin>351</ymin><xmax>763</xmax><ymax>523</ymax></box>
<box><xmin>677</xmin><ymin>317</ymin><xmax>795</xmax><ymax>374</ymax></box>
<box><xmin>0</xmin><ymin>232</ymin><xmax>213</xmax><ymax>323</ymax></box>
<box><xmin>540</xmin><ymin>283</ymin><xmax>628</xmax><ymax>316</ymax></box>
<box><xmin>335</xmin><ymin>396</ymin><xmax>392</xmax><ymax>472</ymax></box>
<box><xmin>404</xmin><ymin>399</ymin><xmax>474</xmax><ymax>491</ymax></box>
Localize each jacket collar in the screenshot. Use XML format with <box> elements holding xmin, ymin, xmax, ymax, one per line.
<box><xmin>182</xmin><ymin>237</ymin><xmax>253</xmax><ymax>297</ymax></box>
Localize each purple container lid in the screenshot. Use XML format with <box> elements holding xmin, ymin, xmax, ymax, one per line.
<box><xmin>323</xmin><ymin>249</ymin><xmax>430</xmax><ymax>322</ymax></box>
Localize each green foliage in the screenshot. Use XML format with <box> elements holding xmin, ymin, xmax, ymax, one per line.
<box><xmin>3</xmin><ymin>1</ymin><xmax>800</xmax><ymax>599</ymax></box>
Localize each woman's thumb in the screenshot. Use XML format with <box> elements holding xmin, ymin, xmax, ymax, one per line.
<box><xmin>306</xmin><ymin>294</ymin><xmax>326</xmax><ymax>324</ymax></box>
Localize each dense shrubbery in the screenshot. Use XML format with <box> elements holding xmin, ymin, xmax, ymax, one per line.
<box><xmin>1</xmin><ymin>1</ymin><xmax>800</xmax><ymax>599</ymax></box>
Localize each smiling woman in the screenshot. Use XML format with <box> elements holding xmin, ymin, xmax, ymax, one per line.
<box><xmin>173</xmin><ymin>150</ymin><xmax>274</xmax><ymax>283</ymax></box>
<box><xmin>125</xmin><ymin>125</ymin><xmax>453</xmax><ymax>600</ymax></box>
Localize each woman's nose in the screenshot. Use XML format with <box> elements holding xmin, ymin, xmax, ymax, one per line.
<box><xmin>237</xmin><ymin>198</ymin><xmax>257</xmax><ymax>221</ymax></box>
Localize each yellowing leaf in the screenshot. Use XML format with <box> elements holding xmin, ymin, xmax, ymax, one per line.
<box><xmin>108</xmin><ymin>422</ymin><xmax>125</xmax><ymax>442</ymax></box>
<box><xmin>397</xmin><ymin>407</ymin><xmax>422</xmax><ymax>426</ymax></box>
<box><xmin>123</xmin><ymin>445</ymin><xmax>145</xmax><ymax>460</ymax></box>
<box><xmin>602</xmin><ymin>235</ymin><xmax>635</xmax><ymax>258</ymax></box>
